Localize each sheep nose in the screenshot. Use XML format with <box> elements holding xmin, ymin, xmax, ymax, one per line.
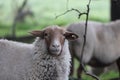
<box><xmin>52</xmin><ymin>44</ymin><xmax>60</xmax><ymax>48</ymax></box>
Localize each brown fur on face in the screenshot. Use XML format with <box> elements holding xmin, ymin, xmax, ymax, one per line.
<box><xmin>42</xmin><ymin>27</ymin><xmax>66</xmax><ymax>56</ymax></box>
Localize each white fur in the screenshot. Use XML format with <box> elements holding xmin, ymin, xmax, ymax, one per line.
<box><xmin>67</xmin><ymin>20</ymin><xmax>120</xmax><ymax>75</ymax></box>
<box><xmin>29</xmin><ymin>37</ymin><xmax>71</xmax><ymax>80</ymax></box>
<box><xmin>0</xmin><ymin>27</ymin><xmax>71</xmax><ymax>80</ymax></box>
<box><xmin>0</xmin><ymin>39</ymin><xmax>33</xmax><ymax>80</ymax></box>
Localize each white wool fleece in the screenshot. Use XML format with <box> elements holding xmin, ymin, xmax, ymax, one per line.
<box><xmin>28</xmin><ymin>37</ymin><xmax>71</xmax><ymax>80</ymax></box>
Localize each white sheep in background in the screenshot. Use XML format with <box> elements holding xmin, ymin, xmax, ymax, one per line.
<box><xmin>0</xmin><ymin>25</ymin><xmax>78</xmax><ymax>80</ymax></box>
<box><xmin>67</xmin><ymin>20</ymin><xmax>120</xmax><ymax>79</ymax></box>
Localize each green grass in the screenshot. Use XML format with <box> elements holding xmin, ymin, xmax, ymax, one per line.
<box><xmin>72</xmin><ymin>59</ymin><xmax>119</xmax><ymax>80</ymax></box>
<box><xmin>0</xmin><ymin>0</ymin><xmax>110</xmax><ymax>37</ymax></box>
<box><xmin>100</xmin><ymin>71</ymin><xmax>119</xmax><ymax>80</ymax></box>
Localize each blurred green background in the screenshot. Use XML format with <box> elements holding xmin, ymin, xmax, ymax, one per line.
<box><xmin>0</xmin><ymin>0</ymin><xmax>110</xmax><ymax>37</ymax></box>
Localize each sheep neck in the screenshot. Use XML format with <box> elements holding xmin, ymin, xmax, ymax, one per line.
<box><xmin>29</xmin><ymin>37</ymin><xmax>71</xmax><ymax>80</ymax></box>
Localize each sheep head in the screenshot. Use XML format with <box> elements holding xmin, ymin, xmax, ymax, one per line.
<box><xmin>30</xmin><ymin>25</ymin><xmax>78</xmax><ymax>56</ymax></box>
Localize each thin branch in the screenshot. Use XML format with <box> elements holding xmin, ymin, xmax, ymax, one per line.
<box><xmin>80</xmin><ymin>63</ymin><xmax>99</xmax><ymax>80</ymax></box>
<box><xmin>18</xmin><ymin>0</ymin><xmax>28</xmax><ymax>12</ymax></box>
<box><xmin>11</xmin><ymin>0</ymin><xmax>28</xmax><ymax>38</ymax></box>
<box><xmin>55</xmin><ymin>8</ymin><xmax>86</xmax><ymax>19</ymax></box>
<box><xmin>56</xmin><ymin>0</ymin><xmax>100</xmax><ymax>79</ymax></box>
<box><xmin>80</xmin><ymin>0</ymin><xmax>91</xmax><ymax>63</ymax></box>
<box><xmin>80</xmin><ymin>0</ymin><xmax>100</xmax><ymax>80</ymax></box>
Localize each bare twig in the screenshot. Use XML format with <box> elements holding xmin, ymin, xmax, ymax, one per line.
<box><xmin>11</xmin><ymin>0</ymin><xmax>28</xmax><ymax>38</ymax></box>
<box><xmin>80</xmin><ymin>0</ymin><xmax>91</xmax><ymax>67</ymax></box>
<box><xmin>56</xmin><ymin>0</ymin><xmax>100</xmax><ymax>80</ymax></box>
<box><xmin>80</xmin><ymin>0</ymin><xmax>99</xmax><ymax>80</ymax></box>
<box><xmin>55</xmin><ymin>8</ymin><xmax>86</xmax><ymax>19</ymax></box>
<box><xmin>11</xmin><ymin>0</ymin><xmax>35</xmax><ymax>38</ymax></box>
<box><xmin>19</xmin><ymin>0</ymin><xmax>27</xmax><ymax>12</ymax></box>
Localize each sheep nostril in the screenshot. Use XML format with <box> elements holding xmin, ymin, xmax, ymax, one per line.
<box><xmin>52</xmin><ymin>44</ymin><xmax>60</xmax><ymax>48</ymax></box>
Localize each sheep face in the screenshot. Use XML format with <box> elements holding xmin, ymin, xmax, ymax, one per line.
<box><xmin>30</xmin><ymin>26</ymin><xmax>78</xmax><ymax>56</ymax></box>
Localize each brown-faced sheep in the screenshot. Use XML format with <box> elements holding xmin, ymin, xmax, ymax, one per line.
<box><xmin>0</xmin><ymin>25</ymin><xmax>78</xmax><ymax>80</ymax></box>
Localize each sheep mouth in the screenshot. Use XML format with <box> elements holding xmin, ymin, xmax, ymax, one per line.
<box><xmin>49</xmin><ymin>49</ymin><xmax>61</xmax><ymax>56</ymax></box>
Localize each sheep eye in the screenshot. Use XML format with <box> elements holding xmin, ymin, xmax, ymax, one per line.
<box><xmin>44</xmin><ymin>33</ymin><xmax>48</xmax><ymax>37</ymax></box>
<box><xmin>71</xmin><ymin>34</ymin><xmax>76</xmax><ymax>38</ymax></box>
<box><xmin>63</xmin><ymin>34</ymin><xmax>66</xmax><ymax>38</ymax></box>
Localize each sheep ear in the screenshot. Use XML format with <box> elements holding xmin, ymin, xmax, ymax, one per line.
<box><xmin>29</xmin><ymin>30</ymin><xmax>44</xmax><ymax>38</ymax></box>
<box><xmin>64</xmin><ymin>31</ymin><xmax>78</xmax><ymax>40</ymax></box>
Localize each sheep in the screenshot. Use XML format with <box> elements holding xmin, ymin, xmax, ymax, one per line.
<box><xmin>0</xmin><ymin>25</ymin><xmax>78</xmax><ymax>80</ymax></box>
<box><xmin>67</xmin><ymin>20</ymin><xmax>120</xmax><ymax>79</ymax></box>
<box><xmin>0</xmin><ymin>39</ymin><xmax>33</xmax><ymax>80</ymax></box>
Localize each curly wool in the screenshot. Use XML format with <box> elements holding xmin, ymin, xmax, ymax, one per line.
<box><xmin>0</xmin><ymin>37</ymin><xmax>71</xmax><ymax>80</ymax></box>
<box><xmin>28</xmin><ymin>37</ymin><xmax>71</xmax><ymax>80</ymax></box>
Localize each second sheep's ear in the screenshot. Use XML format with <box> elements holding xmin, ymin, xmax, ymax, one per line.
<box><xmin>64</xmin><ymin>31</ymin><xmax>79</xmax><ymax>40</ymax></box>
<box><xmin>29</xmin><ymin>30</ymin><xmax>44</xmax><ymax>38</ymax></box>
